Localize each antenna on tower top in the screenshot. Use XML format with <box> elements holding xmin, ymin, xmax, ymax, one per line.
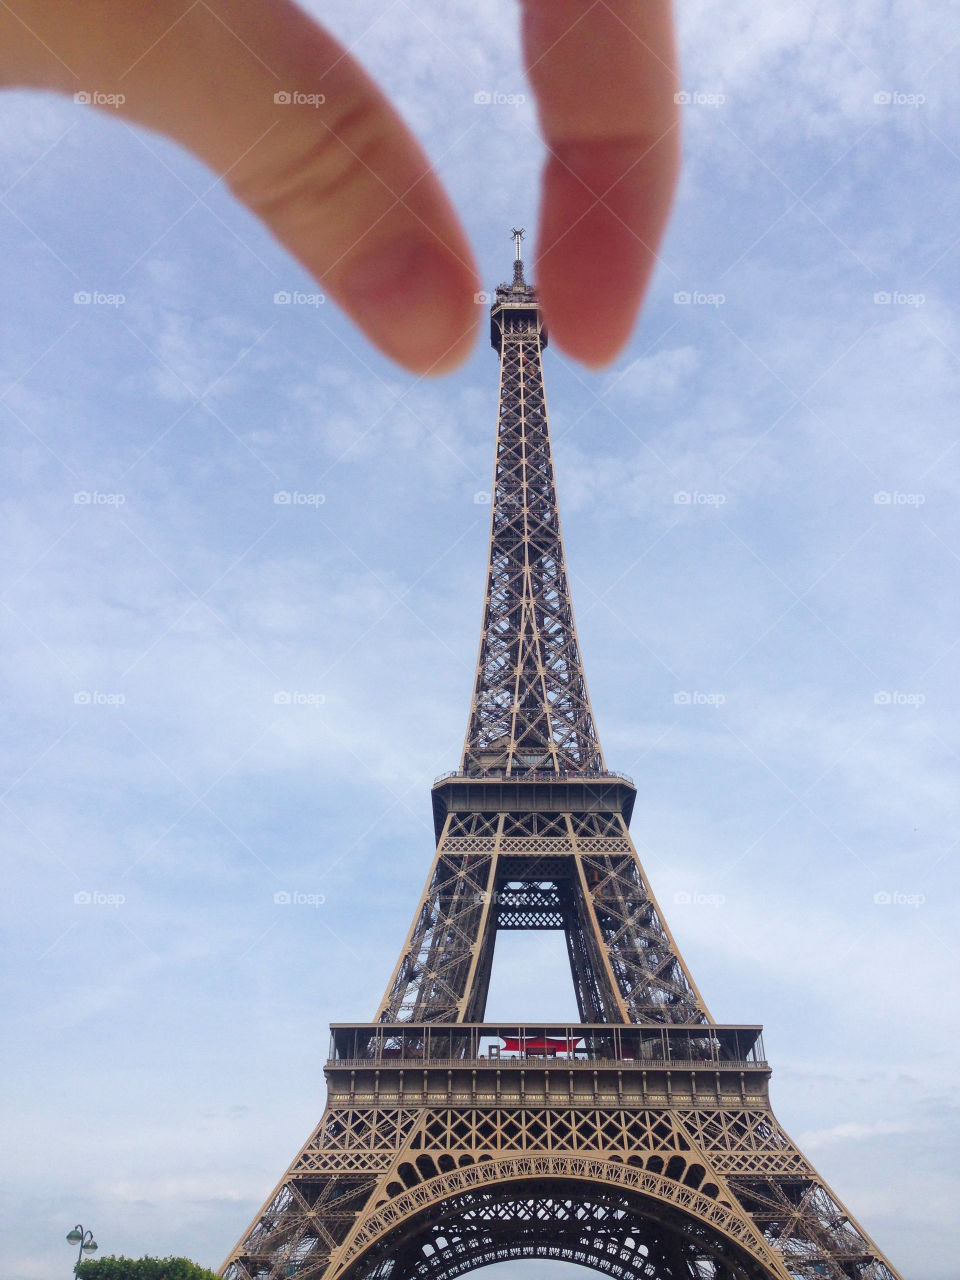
<box><xmin>510</xmin><ymin>227</ymin><xmax>526</xmax><ymax>288</ymax></box>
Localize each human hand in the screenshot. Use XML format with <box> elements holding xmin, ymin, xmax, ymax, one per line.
<box><xmin>0</xmin><ymin>0</ymin><xmax>679</xmax><ymax>375</ymax></box>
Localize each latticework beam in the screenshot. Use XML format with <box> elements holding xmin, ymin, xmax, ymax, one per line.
<box><xmin>462</xmin><ymin>258</ymin><xmax>602</xmax><ymax>777</ymax></box>
<box><xmin>219</xmin><ymin>239</ymin><xmax>903</xmax><ymax>1280</ymax></box>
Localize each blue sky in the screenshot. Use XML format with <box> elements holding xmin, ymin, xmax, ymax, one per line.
<box><xmin>2</xmin><ymin>3</ymin><xmax>958</xmax><ymax>1278</ymax></box>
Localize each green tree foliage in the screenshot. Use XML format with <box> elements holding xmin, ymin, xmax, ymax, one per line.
<box><xmin>76</xmin><ymin>1257</ymin><xmax>220</xmax><ymax>1280</ymax></box>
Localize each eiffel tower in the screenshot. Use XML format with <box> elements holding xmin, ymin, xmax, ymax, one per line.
<box><xmin>221</xmin><ymin>231</ymin><xmax>903</xmax><ymax>1280</ymax></box>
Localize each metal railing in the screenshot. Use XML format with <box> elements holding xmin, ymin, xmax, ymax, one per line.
<box><xmin>327</xmin><ymin>1055</ymin><xmax>768</xmax><ymax>1072</ymax></box>
<box><xmin>433</xmin><ymin>768</ymin><xmax>635</xmax><ymax>786</ymax></box>
<box><xmin>329</xmin><ymin>1023</ymin><xmax>766</xmax><ymax>1069</ymax></box>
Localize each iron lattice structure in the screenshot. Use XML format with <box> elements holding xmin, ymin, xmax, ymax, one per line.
<box><xmin>462</xmin><ymin>235</ymin><xmax>601</xmax><ymax>778</ymax></box>
<box><xmin>221</xmin><ymin>236</ymin><xmax>903</xmax><ymax>1280</ymax></box>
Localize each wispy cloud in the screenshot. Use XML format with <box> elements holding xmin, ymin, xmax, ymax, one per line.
<box><xmin>1</xmin><ymin>4</ymin><xmax>957</xmax><ymax>1279</ymax></box>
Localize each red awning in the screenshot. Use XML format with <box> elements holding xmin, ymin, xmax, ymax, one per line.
<box><xmin>499</xmin><ymin>1036</ymin><xmax>583</xmax><ymax>1053</ymax></box>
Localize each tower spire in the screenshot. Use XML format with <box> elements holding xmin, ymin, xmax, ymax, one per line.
<box><xmin>461</xmin><ymin>233</ymin><xmax>602</xmax><ymax>778</ymax></box>
<box><xmin>511</xmin><ymin>225</ymin><xmax>526</xmax><ymax>288</ymax></box>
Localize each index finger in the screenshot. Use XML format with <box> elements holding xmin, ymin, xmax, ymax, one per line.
<box><xmin>0</xmin><ymin>0</ymin><xmax>481</xmax><ymax>376</ymax></box>
<box><xmin>520</xmin><ymin>0</ymin><xmax>680</xmax><ymax>367</ymax></box>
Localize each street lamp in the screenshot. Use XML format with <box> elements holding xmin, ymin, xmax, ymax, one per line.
<box><xmin>65</xmin><ymin>1224</ymin><xmax>98</xmax><ymax>1273</ymax></box>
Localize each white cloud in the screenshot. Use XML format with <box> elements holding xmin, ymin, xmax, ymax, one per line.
<box><xmin>608</xmin><ymin>345</ymin><xmax>701</xmax><ymax>401</ymax></box>
<box><xmin>798</xmin><ymin>1119</ymin><xmax>917</xmax><ymax>1150</ymax></box>
<box><xmin>2</xmin><ymin>4</ymin><xmax>959</xmax><ymax>1279</ymax></box>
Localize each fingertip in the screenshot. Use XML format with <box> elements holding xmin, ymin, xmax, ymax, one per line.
<box><xmin>534</xmin><ymin>134</ymin><xmax>678</xmax><ymax>368</ymax></box>
<box><xmin>330</xmin><ymin>235</ymin><xmax>481</xmax><ymax>376</ymax></box>
<box><xmin>534</xmin><ymin>195</ymin><xmax>651</xmax><ymax>369</ymax></box>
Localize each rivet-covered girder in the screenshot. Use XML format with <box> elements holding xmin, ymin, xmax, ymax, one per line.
<box><xmin>462</xmin><ymin>251</ymin><xmax>602</xmax><ymax>778</ymax></box>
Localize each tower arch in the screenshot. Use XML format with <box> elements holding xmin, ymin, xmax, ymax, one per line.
<box><xmin>340</xmin><ymin>1156</ymin><xmax>787</xmax><ymax>1280</ymax></box>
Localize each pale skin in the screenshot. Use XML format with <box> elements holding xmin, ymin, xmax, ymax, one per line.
<box><xmin>0</xmin><ymin>0</ymin><xmax>680</xmax><ymax>375</ymax></box>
